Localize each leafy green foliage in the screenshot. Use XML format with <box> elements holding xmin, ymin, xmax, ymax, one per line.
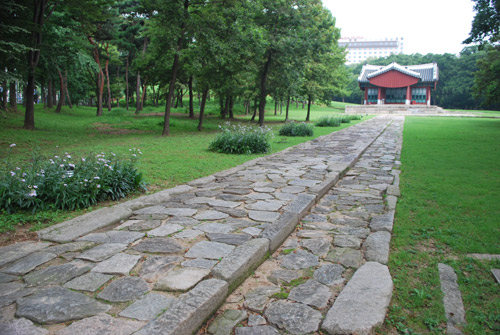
<box><xmin>278</xmin><ymin>121</ymin><xmax>314</xmax><ymax>137</ymax></box>
<box><xmin>209</xmin><ymin>123</ymin><xmax>273</xmax><ymax>154</ymax></box>
<box><xmin>315</xmin><ymin>115</ymin><xmax>341</xmax><ymax>127</ymax></box>
<box><xmin>0</xmin><ymin>146</ymin><xmax>145</xmax><ymax>213</ymax></box>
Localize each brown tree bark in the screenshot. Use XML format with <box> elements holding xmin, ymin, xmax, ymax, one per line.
<box><xmin>229</xmin><ymin>96</ymin><xmax>234</xmax><ymax>119</ymax></box>
<box><xmin>141</xmin><ymin>81</ymin><xmax>147</xmax><ymax>108</ymax></box>
<box><xmin>135</xmin><ymin>71</ymin><xmax>141</xmax><ymax>114</ymax></box>
<box><xmin>125</xmin><ymin>55</ymin><xmax>129</xmax><ymax>110</ymax></box>
<box><xmin>88</xmin><ymin>36</ymin><xmax>104</xmax><ymax>116</ymax></box>
<box><xmin>1</xmin><ymin>81</ymin><xmax>7</xmax><ymax>110</ymax></box>
<box><xmin>105</xmin><ymin>43</ymin><xmax>111</xmax><ymax>111</ymax></box>
<box><xmin>197</xmin><ymin>87</ymin><xmax>209</xmax><ymax>131</ymax></box>
<box><xmin>65</xmin><ymin>71</ymin><xmax>72</xmax><ymax>109</ymax></box>
<box><xmin>47</xmin><ymin>78</ymin><xmax>53</xmax><ymax>108</ymax></box>
<box><xmin>55</xmin><ymin>69</ymin><xmax>65</xmax><ymax>113</ymax></box>
<box><xmin>258</xmin><ymin>51</ymin><xmax>272</xmax><ymax>126</ymax></box>
<box><xmin>188</xmin><ymin>76</ymin><xmax>194</xmax><ymax>118</ymax></box>
<box><xmin>306</xmin><ymin>95</ymin><xmax>311</xmax><ymax>122</ymax></box>
<box><xmin>9</xmin><ymin>81</ymin><xmax>17</xmax><ymax>111</ymax></box>
<box><xmin>285</xmin><ymin>96</ymin><xmax>290</xmax><ymax>122</ymax></box>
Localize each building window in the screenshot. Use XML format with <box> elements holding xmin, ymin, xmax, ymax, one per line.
<box><xmin>411</xmin><ymin>87</ymin><xmax>426</xmax><ymax>103</ymax></box>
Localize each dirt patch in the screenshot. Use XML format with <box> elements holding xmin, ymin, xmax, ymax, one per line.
<box><xmin>0</xmin><ymin>225</ymin><xmax>39</xmax><ymax>247</ymax></box>
<box><xmin>92</xmin><ymin>122</ymin><xmax>147</xmax><ymax>135</ymax></box>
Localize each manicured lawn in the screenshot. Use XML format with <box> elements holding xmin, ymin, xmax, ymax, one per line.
<box><xmin>0</xmin><ymin>100</ymin><xmax>361</xmax><ymax>235</ymax></box>
<box><xmin>380</xmin><ymin>117</ymin><xmax>500</xmax><ymax>334</ymax></box>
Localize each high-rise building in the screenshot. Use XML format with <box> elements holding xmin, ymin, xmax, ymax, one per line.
<box><xmin>339</xmin><ymin>36</ymin><xmax>404</xmax><ymax>64</ymax></box>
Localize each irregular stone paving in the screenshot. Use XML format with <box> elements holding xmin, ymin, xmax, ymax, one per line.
<box><xmin>0</xmin><ymin>116</ymin><xmax>401</xmax><ymax>335</ymax></box>
<box><xmin>204</xmin><ymin>116</ymin><xmax>403</xmax><ymax>335</ymax></box>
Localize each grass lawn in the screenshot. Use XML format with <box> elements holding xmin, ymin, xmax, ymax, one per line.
<box><xmin>379</xmin><ymin>117</ymin><xmax>500</xmax><ymax>334</ymax></box>
<box><xmin>0</xmin><ymin>99</ymin><xmax>361</xmax><ymax>236</ymax></box>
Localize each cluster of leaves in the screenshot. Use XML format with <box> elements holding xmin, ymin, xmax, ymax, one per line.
<box><xmin>315</xmin><ymin>115</ymin><xmax>341</xmax><ymax>127</ymax></box>
<box><xmin>278</xmin><ymin>122</ymin><xmax>314</xmax><ymax>137</ymax></box>
<box><xmin>208</xmin><ymin>123</ymin><xmax>273</xmax><ymax>154</ymax></box>
<box><xmin>0</xmin><ymin>146</ymin><xmax>146</xmax><ymax>213</ymax></box>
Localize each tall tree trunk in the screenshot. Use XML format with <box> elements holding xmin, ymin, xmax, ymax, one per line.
<box><xmin>41</xmin><ymin>82</ymin><xmax>45</xmax><ymax>107</ymax></box>
<box><xmin>162</xmin><ymin>0</ymin><xmax>188</xmax><ymax>137</ymax></box>
<box><xmin>219</xmin><ymin>97</ymin><xmax>224</xmax><ymax>117</ymax></box>
<box><xmin>296</xmin><ymin>98</ymin><xmax>298</xmax><ymax>108</ymax></box>
<box><xmin>9</xmin><ymin>81</ymin><xmax>17</xmax><ymax>112</ymax></box>
<box><xmin>306</xmin><ymin>95</ymin><xmax>311</xmax><ymax>121</ymax></box>
<box><xmin>302</xmin><ymin>100</ymin><xmax>305</xmax><ymax>109</ymax></box>
<box><xmin>141</xmin><ymin>81</ymin><xmax>147</xmax><ymax>109</ymax></box>
<box><xmin>47</xmin><ymin>78</ymin><xmax>53</xmax><ymax>108</ymax></box>
<box><xmin>222</xmin><ymin>96</ymin><xmax>229</xmax><ymax>119</ymax></box>
<box><xmin>88</xmin><ymin>37</ymin><xmax>104</xmax><ymax>116</ymax></box>
<box><xmin>258</xmin><ymin>51</ymin><xmax>272</xmax><ymax>126</ymax></box>
<box><xmin>175</xmin><ymin>89</ymin><xmax>179</xmax><ymax>108</ymax></box>
<box><xmin>52</xmin><ymin>82</ymin><xmax>57</xmax><ymax>107</ymax></box>
<box><xmin>65</xmin><ymin>71</ymin><xmax>72</xmax><ymax>109</ymax></box>
<box><xmin>135</xmin><ymin>71</ymin><xmax>141</xmax><ymax>114</ymax></box>
<box><xmin>55</xmin><ymin>69</ymin><xmax>65</xmax><ymax>113</ymax></box>
<box><xmin>188</xmin><ymin>76</ymin><xmax>194</xmax><ymax>118</ymax></box>
<box><xmin>197</xmin><ymin>87</ymin><xmax>209</xmax><ymax>131</ymax></box>
<box><xmin>125</xmin><ymin>55</ymin><xmax>129</xmax><ymax>110</ymax></box>
<box><xmin>251</xmin><ymin>97</ymin><xmax>258</xmax><ymax>122</ymax></box>
<box><xmin>229</xmin><ymin>96</ymin><xmax>234</xmax><ymax>119</ymax></box>
<box><xmin>105</xmin><ymin>43</ymin><xmax>111</xmax><ymax>111</ymax></box>
<box><xmin>1</xmin><ymin>81</ymin><xmax>7</xmax><ymax>110</ymax></box>
<box><xmin>285</xmin><ymin>96</ymin><xmax>290</xmax><ymax>122</ymax></box>
<box><xmin>152</xmin><ymin>85</ymin><xmax>157</xmax><ymax>107</ymax></box>
<box><xmin>274</xmin><ymin>100</ymin><xmax>277</xmax><ymax>115</ymax></box>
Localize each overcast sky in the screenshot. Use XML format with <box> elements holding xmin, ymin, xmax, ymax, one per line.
<box><xmin>322</xmin><ymin>0</ymin><xmax>476</xmax><ymax>55</ymax></box>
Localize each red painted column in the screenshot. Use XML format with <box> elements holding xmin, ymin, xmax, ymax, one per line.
<box><xmin>405</xmin><ymin>86</ymin><xmax>411</xmax><ymax>105</ymax></box>
<box><xmin>426</xmin><ymin>86</ymin><xmax>431</xmax><ymax>105</ymax></box>
<box><xmin>377</xmin><ymin>87</ymin><xmax>382</xmax><ymax>104</ymax></box>
<box><xmin>364</xmin><ymin>88</ymin><xmax>368</xmax><ymax>105</ymax></box>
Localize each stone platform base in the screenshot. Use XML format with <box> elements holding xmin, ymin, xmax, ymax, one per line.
<box><xmin>346</xmin><ymin>104</ymin><xmax>446</xmax><ymax>115</ymax></box>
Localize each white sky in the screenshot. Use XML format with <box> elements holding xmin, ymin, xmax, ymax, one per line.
<box><xmin>323</xmin><ymin>0</ymin><xmax>476</xmax><ymax>55</ymax></box>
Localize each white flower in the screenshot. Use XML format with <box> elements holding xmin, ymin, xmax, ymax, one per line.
<box><xmin>10</xmin><ymin>143</ymin><xmax>16</xmax><ymax>148</ymax></box>
<box><xmin>15</xmin><ymin>167</ymin><xmax>20</xmax><ymax>170</ymax></box>
<box><xmin>69</xmin><ymin>163</ymin><xmax>75</xmax><ymax>168</ymax></box>
<box><xmin>22</xmin><ymin>173</ymin><xmax>27</xmax><ymax>177</ymax></box>
<box><xmin>82</xmin><ymin>157</ymin><xmax>86</xmax><ymax>162</ymax></box>
<box><xmin>33</xmin><ymin>185</ymin><xmax>38</xmax><ymax>189</ymax></box>
<box><xmin>97</xmin><ymin>184</ymin><xmax>101</xmax><ymax>188</ymax></box>
<box><xmin>66</xmin><ymin>155</ymin><xmax>71</xmax><ymax>159</ymax></box>
<box><xmin>60</xmin><ymin>164</ymin><xmax>64</xmax><ymax>167</ymax></box>
<box><xmin>63</xmin><ymin>184</ymin><xmax>67</xmax><ymax>187</ymax></box>
<box><xmin>10</xmin><ymin>171</ymin><xmax>15</xmax><ymax>176</ymax></box>
<box><xmin>94</xmin><ymin>176</ymin><xmax>100</xmax><ymax>180</ymax></box>
<box><xmin>28</xmin><ymin>189</ymin><xmax>37</xmax><ymax>197</ymax></box>
<box><xmin>21</xmin><ymin>179</ymin><xmax>25</xmax><ymax>182</ymax></box>
<box><xmin>54</xmin><ymin>155</ymin><xmax>59</xmax><ymax>159</ymax></box>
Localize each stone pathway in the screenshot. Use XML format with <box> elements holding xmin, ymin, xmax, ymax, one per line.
<box><xmin>204</xmin><ymin>116</ymin><xmax>403</xmax><ymax>335</ymax></box>
<box><xmin>0</xmin><ymin>116</ymin><xmax>400</xmax><ymax>335</ymax></box>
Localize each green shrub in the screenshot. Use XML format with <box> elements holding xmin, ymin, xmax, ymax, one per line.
<box><xmin>0</xmin><ymin>145</ymin><xmax>146</xmax><ymax>213</ymax></box>
<box><xmin>315</xmin><ymin>116</ymin><xmax>341</xmax><ymax>127</ymax></box>
<box><xmin>209</xmin><ymin>123</ymin><xmax>273</xmax><ymax>154</ymax></box>
<box><xmin>340</xmin><ymin>115</ymin><xmax>362</xmax><ymax>123</ymax></box>
<box><xmin>278</xmin><ymin>121</ymin><xmax>314</xmax><ymax>137</ymax></box>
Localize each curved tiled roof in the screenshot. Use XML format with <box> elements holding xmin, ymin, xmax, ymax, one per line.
<box><xmin>358</xmin><ymin>62</ymin><xmax>438</xmax><ymax>83</ymax></box>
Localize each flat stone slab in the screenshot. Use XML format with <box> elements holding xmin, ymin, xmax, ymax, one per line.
<box><xmin>16</xmin><ymin>286</ymin><xmax>110</xmax><ymax>324</ymax></box>
<box><xmin>125</xmin><ymin>220</ymin><xmax>162</xmax><ymax>231</ymax></box>
<box><xmin>246</xmin><ymin>201</ymin><xmax>283</xmax><ymax>211</ymax></box>
<box><xmin>0</xmin><ymin>273</ymin><xmax>18</xmax><ymax>283</ymax></box>
<box><xmin>91</xmin><ymin>253</ymin><xmax>141</xmax><ymax>275</ymax></box>
<box><xmin>244</xmin><ymin>286</ymin><xmax>280</xmax><ymax>311</ymax></box>
<box><xmin>2</xmin><ymin>251</ymin><xmax>56</xmax><ymax>275</ymax></box>
<box><xmin>140</xmin><ymin>256</ymin><xmax>182</xmax><ymax>282</ymax></box>
<box><xmin>242</xmin><ymin>227</ymin><xmax>262</xmax><ymax>237</ymax></box>
<box><xmin>288</xmin><ymin>279</ymin><xmax>332</xmax><ymax>309</ymax></box>
<box><xmin>174</xmin><ymin>229</ymin><xmax>204</xmax><ymax>239</ymax></box>
<box><xmin>207</xmin><ymin>233</ymin><xmax>252</xmax><ymax>245</ymax></box>
<box><xmin>492</xmin><ymin>269</ymin><xmax>500</xmax><ymax>285</ymax></box>
<box><xmin>208</xmin><ymin>309</ymin><xmax>247</xmax><ymax>335</ymax></box>
<box><xmin>63</xmin><ymin>272</ymin><xmax>113</xmax><ymax>292</ymax></box>
<box><xmin>235</xmin><ymin>326</ymin><xmax>280</xmax><ymax>335</ymax></box>
<box><xmin>466</xmin><ymin>253</ymin><xmax>500</xmax><ymax>261</ymax></box>
<box><xmin>288</xmin><ymin>179</ymin><xmax>320</xmax><ymax>187</ymax></box>
<box><xmin>24</xmin><ymin>260</ymin><xmax>93</xmax><ymax>286</ymax></box>
<box><xmin>194</xmin><ymin>222</ymin><xmax>235</xmax><ymax>234</ymax></box>
<box><xmin>0</xmin><ymin>282</ymin><xmax>25</xmax><ymax>297</ymax></box>
<box><xmin>133</xmin><ymin>238</ymin><xmax>185</xmax><ymax>254</ymax></box>
<box><xmin>438</xmin><ymin>263</ymin><xmax>466</xmax><ymax>335</ymax></box>
<box><xmin>76</xmin><ymin>243</ymin><xmax>127</xmax><ymax>262</ymax></box>
<box><xmin>247</xmin><ymin>314</ymin><xmax>267</xmax><ymax>327</ymax></box>
<box><xmin>194</xmin><ymin>210</ymin><xmax>229</xmax><ymax>220</ymax></box>
<box><xmin>333</xmin><ymin>235</ymin><xmax>362</xmax><ymax>249</ymax></box>
<box><xmin>97</xmin><ymin>276</ymin><xmax>149</xmax><ymax>302</ymax></box>
<box><xmin>77</xmin><ymin>231</ymin><xmax>144</xmax><ymax>244</ymax></box>
<box><xmin>0</xmin><ymin>242</ymin><xmax>51</xmax><ymax>267</ymax></box>
<box><xmin>364</xmin><ymin>231</ymin><xmax>391</xmax><ymax>264</ymax></box>
<box><xmin>300</xmin><ymin>238</ymin><xmax>330</xmax><ymax>257</ymax></box>
<box><xmin>322</xmin><ymin>262</ymin><xmax>393</xmax><ymax>335</ymax></box>
<box><xmin>268</xmin><ymin>269</ymin><xmax>302</xmax><ymax>285</ymax></box>
<box><xmin>325</xmin><ymin>248</ymin><xmax>363</xmax><ymax>268</ymax></box>
<box><xmin>185</xmin><ymin>241</ymin><xmax>235</xmax><ymax>260</ymax></box>
<box><xmin>369</xmin><ymin>210</ymin><xmax>395</xmax><ymax>232</ymax></box>
<box><xmin>120</xmin><ymin>293</ymin><xmax>175</xmax><ymax>321</ymax></box>
<box><xmin>248</xmin><ymin>211</ymin><xmax>280</xmax><ymax>223</ymax></box>
<box><xmin>161</xmin><ymin>208</ymin><xmax>198</xmax><ymax>217</ymax></box>
<box><xmin>265</xmin><ymin>300</ymin><xmax>322</xmax><ymax>335</ymax></box>
<box><xmin>281</xmin><ymin>186</ymin><xmax>306</xmax><ymax>194</ymax></box>
<box><xmin>0</xmin><ymin>317</ymin><xmax>49</xmax><ymax>335</ymax></box>
<box><xmin>181</xmin><ymin>258</ymin><xmax>218</xmax><ymax>269</ymax></box>
<box><xmin>44</xmin><ymin>241</ymin><xmax>95</xmax><ymax>255</ymax></box>
<box><xmin>280</xmin><ymin>249</ymin><xmax>319</xmax><ymax>270</ymax></box>
<box><xmin>314</xmin><ymin>264</ymin><xmax>345</xmax><ymax>286</ymax></box>
<box><xmin>155</xmin><ymin>267</ymin><xmax>210</xmax><ymax>291</ymax></box>
<box><xmin>147</xmin><ymin>224</ymin><xmax>184</xmax><ymax>237</ymax></box>
<box><xmin>135</xmin><ymin>279</ymin><xmax>228</xmax><ymax>335</ymax></box>
<box><xmin>57</xmin><ymin>313</ymin><xmax>143</xmax><ymax>335</ymax></box>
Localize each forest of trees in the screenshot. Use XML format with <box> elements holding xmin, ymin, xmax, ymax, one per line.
<box><xmin>0</xmin><ymin>0</ymin><xmax>347</xmax><ymax>134</ymax></box>
<box><xmin>0</xmin><ymin>0</ymin><xmax>499</xmax><ymax>136</ymax></box>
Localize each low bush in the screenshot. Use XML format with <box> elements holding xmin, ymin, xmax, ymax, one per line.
<box><xmin>315</xmin><ymin>116</ymin><xmax>341</xmax><ymax>127</ymax></box>
<box><xmin>0</xmin><ymin>145</ymin><xmax>146</xmax><ymax>213</ymax></box>
<box><xmin>340</xmin><ymin>115</ymin><xmax>362</xmax><ymax>123</ymax></box>
<box><xmin>209</xmin><ymin>123</ymin><xmax>273</xmax><ymax>154</ymax></box>
<box><xmin>278</xmin><ymin>121</ymin><xmax>314</xmax><ymax>137</ymax></box>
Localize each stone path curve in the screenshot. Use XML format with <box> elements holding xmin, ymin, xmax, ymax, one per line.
<box><xmin>0</xmin><ymin>115</ymin><xmax>401</xmax><ymax>335</ymax></box>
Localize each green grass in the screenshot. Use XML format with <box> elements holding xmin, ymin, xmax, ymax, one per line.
<box><xmin>380</xmin><ymin>117</ymin><xmax>500</xmax><ymax>334</ymax></box>
<box><xmin>0</xmin><ymin>100</ymin><xmax>362</xmax><ymax>234</ymax></box>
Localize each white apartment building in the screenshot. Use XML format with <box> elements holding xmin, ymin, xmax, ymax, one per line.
<box><xmin>339</xmin><ymin>36</ymin><xmax>404</xmax><ymax>64</ymax></box>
